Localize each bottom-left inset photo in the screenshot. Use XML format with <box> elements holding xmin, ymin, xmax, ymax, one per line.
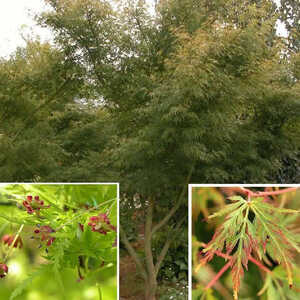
<box><xmin>0</xmin><ymin>183</ymin><xmax>118</xmax><ymax>300</ymax></box>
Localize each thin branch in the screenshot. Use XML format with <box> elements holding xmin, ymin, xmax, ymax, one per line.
<box><xmin>144</xmin><ymin>199</ymin><xmax>156</xmax><ymax>280</ymax></box>
<box><xmin>151</xmin><ymin>164</ymin><xmax>194</xmax><ymax>235</ymax></box>
<box><xmin>204</xmin><ymin>261</ymin><xmax>231</xmax><ymax>290</ymax></box>
<box><xmin>154</xmin><ymin>215</ymin><xmax>186</xmax><ymax>275</ymax></box>
<box><xmin>56</xmin><ymin>197</ymin><xmax>117</xmax><ymax>231</ymax></box>
<box><xmin>251</xmin><ymin>187</ymin><xmax>298</xmax><ymax>197</ymax></box>
<box><xmin>119</xmin><ymin>224</ymin><xmax>147</xmax><ymax>280</ymax></box>
<box><xmin>239</xmin><ymin>187</ymin><xmax>298</xmax><ymax>198</ymax></box>
<box><xmin>249</xmin><ymin>256</ymin><xmax>272</xmax><ymax>274</ymax></box>
<box><xmin>199</xmin><ymin>243</ymin><xmax>272</xmax><ymax>274</ymax></box>
<box><xmin>205</xmin><ymin>265</ymin><xmax>232</xmax><ymax>300</ymax></box>
<box><xmin>155</xmin><ymin>239</ymin><xmax>171</xmax><ymax>277</ymax></box>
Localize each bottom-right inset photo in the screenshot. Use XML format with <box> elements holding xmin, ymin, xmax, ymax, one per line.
<box><xmin>190</xmin><ymin>185</ymin><xmax>300</xmax><ymax>300</ymax></box>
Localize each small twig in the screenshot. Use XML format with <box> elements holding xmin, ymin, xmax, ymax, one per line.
<box><xmin>241</xmin><ymin>187</ymin><xmax>298</xmax><ymax>199</ymax></box>
<box><xmin>249</xmin><ymin>256</ymin><xmax>272</xmax><ymax>273</ymax></box>
<box><xmin>56</xmin><ymin>197</ymin><xmax>117</xmax><ymax>231</ymax></box>
<box><xmin>106</xmin><ymin>199</ymin><xmax>116</xmax><ymax>217</ymax></box>
<box><xmin>205</xmin><ymin>261</ymin><xmax>231</xmax><ymax>290</ymax></box>
<box><xmin>200</xmin><ymin>243</ymin><xmax>272</xmax><ymax>273</ymax></box>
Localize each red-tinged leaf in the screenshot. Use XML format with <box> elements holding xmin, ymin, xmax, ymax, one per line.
<box><xmin>200</xmin><ymin>193</ymin><xmax>299</xmax><ymax>299</ymax></box>
<box><xmin>231</xmin><ymin>259</ymin><xmax>244</xmax><ymax>299</ymax></box>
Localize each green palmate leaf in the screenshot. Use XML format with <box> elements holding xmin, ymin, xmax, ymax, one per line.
<box><xmin>203</xmin><ymin>204</ymin><xmax>255</xmax><ymax>299</ymax></box>
<box><xmin>207</xmin><ymin>200</ymin><xmax>246</xmax><ymax>220</ymax></box>
<box><xmin>267</xmin><ymin>279</ymin><xmax>282</xmax><ymax>300</ymax></box>
<box><xmin>53</xmin><ymin>263</ymin><xmax>65</xmax><ymax>298</ymax></box>
<box><xmin>230</xmin><ymin>206</ymin><xmax>252</xmax><ymax>300</ymax></box>
<box><xmin>251</xmin><ymin>200</ymin><xmax>300</xmax><ymax>288</ymax></box>
<box><xmin>259</xmin><ymin>266</ymin><xmax>300</xmax><ymax>300</ymax></box>
<box><xmin>252</xmin><ymin>199</ymin><xmax>300</xmax><ymax>214</ymax></box>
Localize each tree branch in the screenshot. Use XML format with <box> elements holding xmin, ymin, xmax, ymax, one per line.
<box><xmin>250</xmin><ymin>187</ymin><xmax>298</xmax><ymax>198</ymax></box>
<box><xmin>144</xmin><ymin>199</ymin><xmax>156</xmax><ymax>280</ymax></box>
<box><xmin>154</xmin><ymin>215</ymin><xmax>186</xmax><ymax>276</ymax></box>
<box><xmin>119</xmin><ymin>224</ymin><xmax>147</xmax><ymax>280</ymax></box>
<box><xmin>151</xmin><ymin>164</ymin><xmax>194</xmax><ymax>235</ymax></box>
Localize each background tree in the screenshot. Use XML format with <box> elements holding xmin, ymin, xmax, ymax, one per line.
<box><xmin>279</xmin><ymin>0</ymin><xmax>300</xmax><ymax>53</ymax></box>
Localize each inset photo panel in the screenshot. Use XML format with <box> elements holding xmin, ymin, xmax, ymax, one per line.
<box><xmin>189</xmin><ymin>185</ymin><xmax>300</xmax><ymax>300</ymax></box>
<box><xmin>120</xmin><ymin>194</ymin><xmax>188</xmax><ymax>300</ymax></box>
<box><xmin>0</xmin><ymin>183</ymin><xmax>118</xmax><ymax>300</ymax></box>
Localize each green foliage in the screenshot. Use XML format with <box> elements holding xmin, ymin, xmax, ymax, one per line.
<box><xmin>1</xmin><ymin>0</ymin><xmax>299</xmax><ymax>184</ymax></box>
<box><xmin>0</xmin><ymin>184</ymin><xmax>117</xmax><ymax>299</ymax></box>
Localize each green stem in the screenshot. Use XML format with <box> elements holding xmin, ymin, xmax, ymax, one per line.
<box><xmin>56</xmin><ymin>197</ymin><xmax>117</xmax><ymax>231</ymax></box>
<box><xmin>96</xmin><ymin>283</ymin><xmax>102</xmax><ymax>300</ymax></box>
<box><xmin>106</xmin><ymin>199</ymin><xmax>116</xmax><ymax>216</ymax></box>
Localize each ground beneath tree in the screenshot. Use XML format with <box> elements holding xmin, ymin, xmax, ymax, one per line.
<box><xmin>120</xmin><ymin>255</ymin><xmax>145</xmax><ymax>300</ymax></box>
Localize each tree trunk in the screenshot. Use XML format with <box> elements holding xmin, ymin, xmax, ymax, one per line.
<box><xmin>144</xmin><ymin>278</ymin><xmax>157</xmax><ymax>300</ymax></box>
<box><xmin>144</xmin><ymin>199</ymin><xmax>157</xmax><ymax>300</ymax></box>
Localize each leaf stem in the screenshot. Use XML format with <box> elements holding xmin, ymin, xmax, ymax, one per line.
<box><xmin>249</xmin><ymin>256</ymin><xmax>271</xmax><ymax>273</ymax></box>
<box><xmin>56</xmin><ymin>197</ymin><xmax>117</xmax><ymax>231</ymax></box>
<box><xmin>205</xmin><ymin>261</ymin><xmax>231</xmax><ymax>290</ymax></box>
<box><xmin>200</xmin><ymin>243</ymin><xmax>272</xmax><ymax>274</ymax></box>
<box><xmin>96</xmin><ymin>283</ymin><xmax>102</xmax><ymax>300</ymax></box>
<box><xmin>242</xmin><ymin>187</ymin><xmax>298</xmax><ymax>199</ymax></box>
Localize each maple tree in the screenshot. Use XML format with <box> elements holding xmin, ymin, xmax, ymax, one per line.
<box><xmin>192</xmin><ymin>187</ymin><xmax>300</xmax><ymax>300</ymax></box>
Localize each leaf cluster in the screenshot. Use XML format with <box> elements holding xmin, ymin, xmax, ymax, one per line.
<box><xmin>201</xmin><ymin>194</ymin><xmax>300</xmax><ymax>299</ymax></box>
